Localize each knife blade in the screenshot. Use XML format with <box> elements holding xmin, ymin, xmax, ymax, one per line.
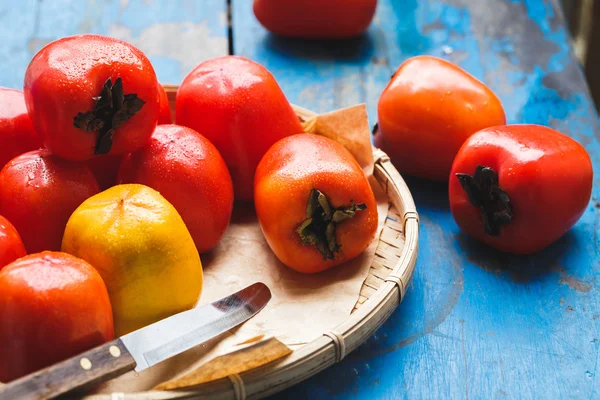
<box><xmin>0</xmin><ymin>282</ymin><xmax>271</xmax><ymax>400</ymax></box>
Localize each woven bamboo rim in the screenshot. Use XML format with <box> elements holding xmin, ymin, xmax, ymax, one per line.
<box><xmin>85</xmin><ymin>87</ymin><xmax>419</xmax><ymax>400</ymax></box>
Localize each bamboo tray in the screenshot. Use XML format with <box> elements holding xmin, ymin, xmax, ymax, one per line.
<box><xmin>87</xmin><ymin>88</ymin><xmax>420</xmax><ymax>400</ymax></box>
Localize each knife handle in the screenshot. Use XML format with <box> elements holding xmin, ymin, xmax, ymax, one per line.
<box><xmin>0</xmin><ymin>339</ymin><xmax>136</xmax><ymax>400</ymax></box>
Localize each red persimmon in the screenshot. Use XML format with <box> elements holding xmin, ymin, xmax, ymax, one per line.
<box><xmin>176</xmin><ymin>56</ymin><xmax>303</xmax><ymax>202</ymax></box>
<box><xmin>0</xmin><ymin>215</ymin><xmax>26</xmax><ymax>269</ymax></box>
<box><xmin>24</xmin><ymin>34</ymin><xmax>159</xmax><ymax>161</ymax></box>
<box><xmin>158</xmin><ymin>84</ymin><xmax>172</xmax><ymax>124</ymax></box>
<box><xmin>86</xmin><ymin>154</ymin><xmax>123</xmax><ymax>191</ymax></box>
<box><xmin>0</xmin><ymin>251</ymin><xmax>114</xmax><ymax>382</ymax></box>
<box><xmin>255</xmin><ymin>134</ymin><xmax>378</xmax><ymax>273</ymax></box>
<box><xmin>449</xmin><ymin>125</ymin><xmax>593</xmax><ymax>254</ymax></box>
<box><xmin>376</xmin><ymin>56</ymin><xmax>506</xmax><ymax>182</ymax></box>
<box><xmin>0</xmin><ymin>88</ymin><xmax>42</xmax><ymax>169</ymax></box>
<box><xmin>119</xmin><ymin>125</ymin><xmax>234</xmax><ymax>253</ymax></box>
<box><xmin>0</xmin><ymin>149</ymin><xmax>99</xmax><ymax>253</ymax></box>
<box><xmin>253</xmin><ymin>0</ymin><xmax>377</xmax><ymax>39</ymax></box>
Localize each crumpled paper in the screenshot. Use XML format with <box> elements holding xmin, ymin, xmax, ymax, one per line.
<box><xmin>90</xmin><ymin>104</ymin><xmax>389</xmax><ymax>394</ymax></box>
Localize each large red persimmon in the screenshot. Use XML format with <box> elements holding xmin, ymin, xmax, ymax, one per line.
<box><xmin>176</xmin><ymin>56</ymin><xmax>304</xmax><ymax>202</ymax></box>
<box><xmin>24</xmin><ymin>34</ymin><xmax>159</xmax><ymax>161</ymax></box>
<box><xmin>376</xmin><ymin>56</ymin><xmax>506</xmax><ymax>182</ymax></box>
<box><xmin>449</xmin><ymin>124</ymin><xmax>593</xmax><ymax>254</ymax></box>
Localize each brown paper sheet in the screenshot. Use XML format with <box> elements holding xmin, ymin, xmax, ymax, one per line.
<box><xmin>92</xmin><ymin>104</ymin><xmax>389</xmax><ymax>394</ymax></box>
<box><xmin>302</xmin><ymin>104</ymin><xmax>375</xmax><ymax>174</ymax></box>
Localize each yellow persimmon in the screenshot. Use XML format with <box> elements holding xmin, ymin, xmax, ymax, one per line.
<box><xmin>62</xmin><ymin>184</ymin><xmax>203</xmax><ymax>336</ymax></box>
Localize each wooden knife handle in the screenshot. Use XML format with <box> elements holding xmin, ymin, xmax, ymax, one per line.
<box><xmin>0</xmin><ymin>339</ymin><xmax>136</xmax><ymax>400</ymax></box>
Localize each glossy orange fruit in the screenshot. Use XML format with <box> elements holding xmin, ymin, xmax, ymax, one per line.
<box><xmin>255</xmin><ymin>134</ymin><xmax>378</xmax><ymax>273</ymax></box>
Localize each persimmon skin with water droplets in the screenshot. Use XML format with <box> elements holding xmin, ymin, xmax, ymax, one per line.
<box><xmin>449</xmin><ymin>124</ymin><xmax>593</xmax><ymax>254</ymax></box>
<box><xmin>176</xmin><ymin>56</ymin><xmax>303</xmax><ymax>202</ymax></box>
<box><xmin>254</xmin><ymin>134</ymin><xmax>378</xmax><ymax>273</ymax></box>
<box><xmin>376</xmin><ymin>55</ymin><xmax>506</xmax><ymax>182</ymax></box>
<box><xmin>0</xmin><ymin>251</ymin><xmax>114</xmax><ymax>382</ymax></box>
<box><xmin>0</xmin><ymin>149</ymin><xmax>99</xmax><ymax>253</ymax></box>
<box><xmin>118</xmin><ymin>125</ymin><xmax>234</xmax><ymax>253</ymax></box>
<box><xmin>24</xmin><ymin>34</ymin><xmax>159</xmax><ymax>161</ymax></box>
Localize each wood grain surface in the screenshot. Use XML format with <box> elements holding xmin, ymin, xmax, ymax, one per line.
<box><xmin>231</xmin><ymin>1</ymin><xmax>600</xmax><ymax>399</ymax></box>
<box><xmin>0</xmin><ymin>0</ymin><xmax>599</xmax><ymax>399</ymax></box>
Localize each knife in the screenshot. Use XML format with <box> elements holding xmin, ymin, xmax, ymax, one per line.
<box><xmin>0</xmin><ymin>282</ymin><xmax>271</xmax><ymax>400</ymax></box>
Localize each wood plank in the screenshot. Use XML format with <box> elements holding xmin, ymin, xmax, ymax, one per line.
<box><xmin>231</xmin><ymin>0</ymin><xmax>600</xmax><ymax>399</ymax></box>
<box><xmin>0</xmin><ymin>0</ymin><xmax>228</xmax><ymax>90</ymax></box>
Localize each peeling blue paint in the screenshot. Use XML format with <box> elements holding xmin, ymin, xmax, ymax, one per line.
<box><xmin>1</xmin><ymin>0</ymin><xmax>599</xmax><ymax>398</ymax></box>
<box><xmin>0</xmin><ymin>0</ymin><xmax>228</xmax><ymax>88</ymax></box>
<box><xmin>233</xmin><ymin>0</ymin><xmax>600</xmax><ymax>399</ymax></box>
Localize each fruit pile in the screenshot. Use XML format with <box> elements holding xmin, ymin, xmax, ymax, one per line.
<box><xmin>0</xmin><ymin>31</ymin><xmax>593</xmax><ymax>385</ymax></box>
<box><xmin>0</xmin><ymin>34</ymin><xmax>378</xmax><ymax>382</ymax></box>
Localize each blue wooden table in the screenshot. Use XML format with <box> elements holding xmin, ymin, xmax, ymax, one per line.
<box><xmin>1</xmin><ymin>1</ymin><xmax>599</xmax><ymax>398</ymax></box>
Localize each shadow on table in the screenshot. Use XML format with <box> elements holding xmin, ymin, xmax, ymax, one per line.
<box><xmin>456</xmin><ymin>225</ymin><xmax>579</xmax><ymax>284</ymax></box>
<box><xmin>402</xmin><ymin>175</ymin><xmax>450</xmax><ymax>211</ymax></box>
<box><xmin>261</xmin><ymin>32</ymin><xmax>376</xmax><ymax>63</ymax></box>
<box><xmin>401</xmin><ymin>174</ymin><xmax>578</xmax><ymax>284</ymax></box>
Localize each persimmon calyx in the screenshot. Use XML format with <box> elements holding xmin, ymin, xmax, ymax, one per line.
<box><xmin>295</xmin><ymin>189</ymin><xmax>366</xmax><ymax>260</ymax></box>
<box><xmin>73</xmin><ymin>77</ymin><xmax>145</xmax><ymax>155</ymax></box>
<box><xmin>456</xmin><ymin>165</ymin><xmax>513</xmax><ymax>236</ymax></box>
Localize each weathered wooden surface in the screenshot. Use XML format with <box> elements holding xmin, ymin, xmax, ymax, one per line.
<box><xmin>232</xmin><ymin>0</ymin><xmax>600</xmax><ymax>399</ymax></box>
<box><xmin>0</xmin><ymin>0</ymin><xmax>228</xmax><ymax>88</ymax></box>
<box><xmin>1</xmin><ymin>0</ymin><xmax>599</xmax><ymax>399</ymax></box>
